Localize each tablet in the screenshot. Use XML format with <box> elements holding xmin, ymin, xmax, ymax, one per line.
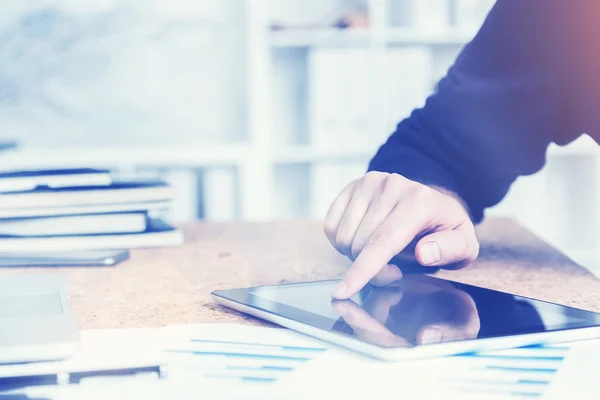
<box><xmin>212</xmin><ymin>275</ymin><xmax>600</xmax><ymax>361</ymax></box>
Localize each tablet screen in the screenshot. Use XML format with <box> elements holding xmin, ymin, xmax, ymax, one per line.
<box><xmin>215</xmin><ymin>275</ymin><xmax>600</xmax><ymax>348</ymax></box>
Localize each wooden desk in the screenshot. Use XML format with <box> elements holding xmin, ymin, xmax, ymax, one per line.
<box><xmin>2</xmin><ymin>218</ymin><xmax>599</xmax><ymax>329</ymax></box>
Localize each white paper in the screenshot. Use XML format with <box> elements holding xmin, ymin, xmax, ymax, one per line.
<box><xmin>4</xmin><ymin>324</ymin><xmax>600</xmax><ymax>399</ymax></box>
<box><xmin>276</xmin><ymin>340</ymin><xmax>587</xmax><ymax>399</ymax></box>
<box><xmin>3</xmin><ymin>324</ymin><xmax>332</xmax><ymax>399</ymax></box>
<box><xmin>0</xmin><ymin>328</ymin><xmax>166</xmax><ymax>379</ymax></box>
<box><xmin>543</xmin><ymin>340</ymin><xmax>600</xmax><ymax>400</ymax></box>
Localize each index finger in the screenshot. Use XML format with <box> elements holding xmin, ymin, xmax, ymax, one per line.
<box><xmin>332</xmin><ymin>203</ymin><xmax>426</xmax><ymax>299</ymax></box>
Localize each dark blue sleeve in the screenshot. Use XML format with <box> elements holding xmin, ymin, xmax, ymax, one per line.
<box><xmin>368</xmin><ymin>0</ymin><xmax>578</xmax><ymax>222</ymax></box>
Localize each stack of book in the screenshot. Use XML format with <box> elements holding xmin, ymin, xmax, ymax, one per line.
<box><xmin>0</xmin><ymin>168</ymin><xmax>184</xmax><ymax>253</ymax></box>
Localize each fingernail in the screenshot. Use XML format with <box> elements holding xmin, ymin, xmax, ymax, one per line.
<box><xmin>421</xmin><ymin>242</ymin><xmax>441</xmax><ymax>265</ymax></box>
<box><xmin>332</xmin><ymin>281</ymin><xmax>348</xmax><ymax>299</ymax></box>
<box><xmin>421</xmin><ymin>327</ymin><xmax>443</xmax><ymax>345</ymax></box>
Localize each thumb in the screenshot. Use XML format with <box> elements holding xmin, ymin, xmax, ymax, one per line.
<box><xmin>415</xmin><ymin>227</ymin><xmax>479</xmax><ymax>268</ymax></box>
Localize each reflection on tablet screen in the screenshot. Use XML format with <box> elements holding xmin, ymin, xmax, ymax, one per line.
<box><xmin>249</xmin><ymin>276</ymin><xmax>587</xmax><ymax>348</ymax></box>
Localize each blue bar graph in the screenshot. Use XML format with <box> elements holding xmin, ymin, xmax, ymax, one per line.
<box><xmin>164</xmin><ymin>336</ymin><xmax>327</xmax><ymax>385</ymax></box>
<box><xmin>454</xmin><ymin>353</ymin><xmax>565</xmax><ymax>362</ymax></box>
<box><xmin>189</xmin><ymin>339</ymin><xmax>327</xmax><ymax>353</ymax></box>
<box><xmin>226</xmin><ymin>366</ymin><xmax>295</xmax><ymax>372</ymax></box>
<box><xmin>165</xmin><ymin>349</ymin><xmax>313</xmax><ymax>362</ymax></box>
<box><xmin>481</xmin><ymin>366</ymin><xmax>558</xmax><ymax>374</ymax></box>
<box><xmin>441</xmin><ymin>344</ymin><xmax>570</xmax><ymax>398</ymax></box>
<box><xmin>164</xmin><ymin>329</ymin><xmax>572</xmax><ymax>396</ymax></box>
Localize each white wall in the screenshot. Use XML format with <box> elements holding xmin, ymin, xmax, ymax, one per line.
<box><xmin>0</xmin><ymin>0</ymin><xmax>247</xmax><ymax>146</ymax></box>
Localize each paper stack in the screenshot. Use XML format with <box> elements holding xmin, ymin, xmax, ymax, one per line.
<box><xmin>0</xmin><ymin>168</ymin><xmax>183</xmax><ymax>254</ymax></box>
<box><xmin>3</xmin><ymin>323</ymin><xmax>587</xmax><ymax>399</ymax></box>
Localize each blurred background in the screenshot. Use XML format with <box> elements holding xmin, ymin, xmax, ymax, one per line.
<box><xmin>0</xmin><ymin>0</ymin><xmax>598</xmax><ymax>270</ymax></box>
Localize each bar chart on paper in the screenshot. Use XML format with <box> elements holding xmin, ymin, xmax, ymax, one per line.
<box><xmin>4</xmin><ymin>324</ymin><xmax>593</xmax><ymax>399</ymax></box>
<box><xmin>437</xmin><ymin>344</ymin><xmax>569</xmax><ymax>398</ymax></box>
<box><xmin>162</xmin><ymin>324</ymin><xmax>583</xmax><ymax>399</ymax></box>
<box><xmin>271</xmin><ymin>333</ymin><xmax>581</xmax><ymax>399</ymax></box>
<box><xmin>163</xmin><ymin>325</ymin><xmax>328</xmax><ymax>386</ymax></box>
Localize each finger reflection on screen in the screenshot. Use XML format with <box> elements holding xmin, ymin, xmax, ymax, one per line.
<box><xmin>331</xmin><ymin>276</ymin><xmax>481</xmax><ymax>347</ymax></box>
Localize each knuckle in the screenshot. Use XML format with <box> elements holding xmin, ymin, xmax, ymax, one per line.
<box><xmin>412</xmin><ymin>183</ymin><xmax>434</xmax><ymax>201</ymax></box>
<box><xmin>364</xmin><ymin>171</ymin><xmax>385</xmax><ymax>180</ymax></box>
<box><xmin>350</xmin><ymin>239</ymin><xmax>364</xmax><ymax>260</ymax></box>
<box><xmin>343</xmin><ymin>178</ymin><xmax>360</xmax><ymax>191</ymax></box>
<box><xmin>381</xmin><ymin>173</ymin><xmax>404</xmax><ymax>192</ymax></box>
<box><xmin>335</xmin><ymin>231</ymin><xmax>352</xmax><ymax>250</ymax></box>
<box><xmin>410</xmin><ymin>198</ymin><xmax>431</xmax><ymax>219</ymax></box>
<box><xmin>410</xmin><ymin>187</ymin><xmax>440</xmax><ymax>217</ymax></box>
<box><xmin>366</xmin><ymin>229</ymin><xmax>390</xmax><ymax>249</ymax></box>
<box><xmin>322</xmin><ymin>219</ymin><xmax>337</xmax><ymax>237</ymax></box>
<box><xmin>361</xmin><ymin>171</ymin><xmax>385</xmax><ymax>187</ymax></box>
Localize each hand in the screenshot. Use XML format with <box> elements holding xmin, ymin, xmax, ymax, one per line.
<box><xmin>331</xmin><ymin>276</ymin><xmax>481</xmax><ymax>347</ymax></box>
<box><xmin>324</xmin><ymin>172</ymin><xmax>479</xmax><ymax>299</ymax></box>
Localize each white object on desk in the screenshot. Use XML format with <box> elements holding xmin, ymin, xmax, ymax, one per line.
<box><xmin>0</xmin><ymin>181</ymin><xmax>174</xmax><ymax>210</ymax></box>
<box><xmin>0</xmin><ymin>218</ymin><xmax>183</xmax><ymax>252</ymax></box>
<box><xmin>0</xmin><ymin>213</ymin><xmax>147</xmax><ymax>237</ymax></box>
<box><xmin>0</xmin><ymin>168</ymin><xmax>111</xmax><ymax>193</ymax></box>
<box><xmin>0</xmin><ymin>274</ymin><xmax>79</xmax><ymax>364</ymax></box>
<box><xmin>0</xmin><ymin>200</ymin><xmax>171</xmax><ymax>219</ymax></box>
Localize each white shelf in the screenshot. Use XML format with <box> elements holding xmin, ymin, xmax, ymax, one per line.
<box><xmin>2</xmin><ymin>137</ymin><xmax>592</xmax><ymax>173</ymax></box>
<box><xmin>270</xmin><ymin>28</ymin><xmax>371</xmax><ymax>48</ymax></box>
<box><xmin>270</xmin><ymin>27</ymin><xmax>475</xmax><ymax>48</ymax></box>
<box><xmin>274</xmin><ymin>145</ymin><xmax>374</xmax><ymax>164</ymax></box>
<box><xmin>0</xmin><ymin>144</ymin><xmax>252</xmax><ymax>170</ymax></box>
<box><xmin>385</xmin><ymin>27</ymin><xmax>475</xmax><ymax>46</ymax></box>
<box><xmin>271</xmin><ymin>136</ymin><xmax>600</xmax><ymax>166</ymax></box>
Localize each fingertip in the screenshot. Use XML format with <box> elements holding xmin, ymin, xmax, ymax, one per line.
<box><xmin>331</xmin><ymin>280</ymin><xmax>349</xmax><ymax>299</ymax></box>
